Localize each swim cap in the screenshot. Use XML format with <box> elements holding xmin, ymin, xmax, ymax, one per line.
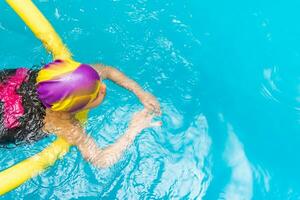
<box><xmin>36</xmin><ymin>60</ymin><xmax>101</xmax><ymax>112</ymax></box>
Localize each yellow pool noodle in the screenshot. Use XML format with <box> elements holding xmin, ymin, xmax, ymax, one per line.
<box><xmin>0</xmin><ymin>0</ymin><xmax>88</xmax><ymax>195</ymax></box>
<box><xmin>0</xmin><ymin>138</ymin><xmax>70</xmax><ymax>195</ymax></box>
<box><xmin>6</xmin><ymin>0</ymin><xmax>72</xmax><ymax>60</ymax></box>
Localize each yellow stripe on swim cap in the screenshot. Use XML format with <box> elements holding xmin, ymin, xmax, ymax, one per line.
<box><xmin>37</xmin><ymin>60</ymin><xmax>80</xmax><ymax>83</ymax></box>
<box><xmin>51</xmin><ymin>96</ymin><xmax>91</xmax><ymax>111</ymax></box>
<box><xmin>50</xmin><ymin>81</ymin><xmax>101</xmax><ymax>111</ymax></box>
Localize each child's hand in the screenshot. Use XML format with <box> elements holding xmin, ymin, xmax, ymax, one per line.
<box><xmin>138</xmin><ymin>92</ymin><xmax>161</xmax><ymax>115</ymax></box>
<box><xmin>129</xmin><ymin>109</ymin><xmax>162</xmax><ymax>133</ymax></box>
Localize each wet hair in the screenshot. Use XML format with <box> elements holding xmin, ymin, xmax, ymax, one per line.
<box><xmin>0</xmin><ymin>69</ymin><xmax>46</xmax><ymax>146</ymax></box>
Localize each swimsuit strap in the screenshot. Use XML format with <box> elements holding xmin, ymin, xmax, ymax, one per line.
<box><xmin>0</xmin><ymin>68</ymin><xmax>29</xmax><ymax>128</ymax></box>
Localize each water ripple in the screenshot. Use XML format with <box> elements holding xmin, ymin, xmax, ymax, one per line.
<box><xmin>220</xmin><ymin>124</ymin><xmax>253</xmax><ymax>200</ymax></box>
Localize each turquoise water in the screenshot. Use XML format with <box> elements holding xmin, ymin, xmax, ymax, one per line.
<box><xmin>1</xmin><ymin>0</ymin><xmax>300</xmax><ymax>199</ymax></box>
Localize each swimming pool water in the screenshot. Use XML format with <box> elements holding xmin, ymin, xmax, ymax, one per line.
<box><xmin>1</xmin><ymin>0</ymin><xmax>300</xmax><ymax>199</ymax></box>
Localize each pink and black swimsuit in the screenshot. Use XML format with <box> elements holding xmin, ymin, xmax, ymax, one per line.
<box><xmin>0</xmin><ymin>68</ymin><xmax>46</xmax><ymax>145</ymax></box>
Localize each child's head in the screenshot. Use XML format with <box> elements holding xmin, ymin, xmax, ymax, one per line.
<box><xmin>37</xmin><ymin>60</ymin><xmax>106</xmax><ymax>112</ymax></box>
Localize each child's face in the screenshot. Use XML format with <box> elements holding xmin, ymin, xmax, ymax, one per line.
<box><xmin>84</xmin><ymin>83</ymin><xmax>106</xmax><ymax>109</ymax></box>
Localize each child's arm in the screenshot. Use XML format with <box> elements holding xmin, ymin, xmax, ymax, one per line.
<box><xmin>91</xmin><ymin>64</ymin><xmax>161</xmax><ymax>114</ymax></box>
<box><xmin>44</xmin><ymin>109</ymin><xmax>161</xmax><ymax>168</ymax></box>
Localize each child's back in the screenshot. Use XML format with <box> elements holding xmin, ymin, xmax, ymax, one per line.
<box><xmin>0</xmin><ymin>68</ymin><xmax>46</xmax><ymax>145</ymax></box>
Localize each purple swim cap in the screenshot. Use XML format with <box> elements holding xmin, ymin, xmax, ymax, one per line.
<box><xmin>36</xmin><ymin>60</ymin><xmax>101</xmax><ymax>112</ymax></box>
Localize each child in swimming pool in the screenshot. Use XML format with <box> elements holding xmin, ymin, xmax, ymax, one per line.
<box><xmin>0</xmin><ymin>61</ymin><xmax>161</xmax><ymax>168</ymax></box>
